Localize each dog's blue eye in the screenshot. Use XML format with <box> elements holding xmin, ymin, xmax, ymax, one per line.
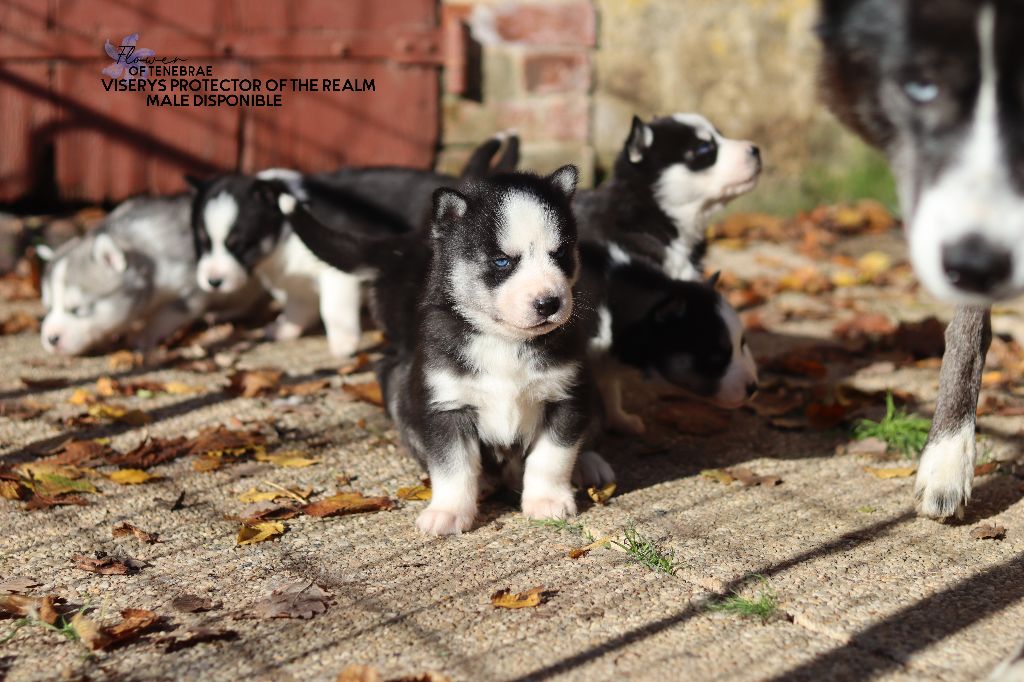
<box><xmin>694</xmin><ymin>142</ymin><xmax>714</xmax><ymax>157</ymax></box>
<box><xmin>69</xmin><ymin>305</ymin><xmax>88</xmax><ymax>318</ymax></box>
<box><xmin>552</xmin><ymin>245</ymin><xmax>567</xmax><ymax>258</ymax></box>
<box><xmin>904</xmin><ymin>81</ymin><xmax>939</xmax><ymax>104</ymax></box>
<box><xmin>493</xmin><ymin>257</ymin><xmax>511</xmax><ymax>269</ymax></box>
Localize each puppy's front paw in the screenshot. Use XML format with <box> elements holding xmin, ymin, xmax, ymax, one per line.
<box><xmin>608</xmin><ymin>411</ymin><xmax>646</xmax><ymax>436</ymax></box>
<box><xmin>522</xmin><ymin>489</ymin><xmax>577</xmax><ymax>521</ymax></box>
<box><xmin>326</xmin><ymin>328</ymin><xmax>361</xmax><ymax>358</ymax></box>
<box><xmin>572</xmin><ymin>451</ymin><xmax>616</xmax><ymax>489</ymax></box>
<box><xmin>416</xmin><ymin>505</ymin><xmax>476</xmax><ymax>535</ymax></box>
<box><xmin>915</xmin><ymin>425</ymin><xmax>976</xmax><ymax>519</ymax></box>
<box><xmin>267</xmin><ymin>317</ymin><xmax>304</xmax><ymax>342</ymax></box>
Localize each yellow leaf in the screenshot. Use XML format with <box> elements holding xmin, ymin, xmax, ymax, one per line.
<box><xmin>107</xmin><ymin>350</ymin><xmax>141</xmax><ymax>371</ymax></box>
<box><xmin>863</xmin><ymin>466</ymin><xmax>916</xmax><ymax>479</ymax></box>
<box><xmin>193</xmin><ymin>456</ymin><xmax>222</xmax><ymax>472</ymax></box>
<box><xmin>238</xmin><ymin>486</ymin><xmax>311</xmax><ymax>504</ymax></box>
<box><xmin>829</xmin><ymin>270</ymin><xmax>860</xmax><ymax>288</ymax></box>
<box><xmin>95</xmin><ymin>376</ymin><xmax>119</xmax><ymax>397</ymax></box>
<box><xmin>586</xmin><ymin>482</ymin><xmax>616</xmax><ymax>505</ymax></box>
<box><xmin>700</xmin><ymin>469</ymin><xmax>736</xmax><ymax>485</ymax></box>
<box><xmin>397</xmin><ymin>485</ymin><xmax>432</xmax><ymax>501</ymax></box>
<box><xmin>490</xmin><ymin>586</ymin><xmax>546</xmax><ymax>609</ymax></box>
<box><xmin>107</xmin><ymin>469</ymin><xmax>159</xmax><ymax>485</ymax></box>
<box><xmin>0</xmin><ymin>480</ymin><xmax>29</xmax><ymax>500</ymax></box>
<box><xmin>568</xmin><ymin>535</ymin><xmax>612</xmax><ymax>559</ymax></box>
<box><xmin>69</xmin><ymin>388</ymin><xmax>94</xmax><ymax>406</ymax></box>
<box><xmin>163</xmin><ymin>381</ymin><xmax>199</xmax><ymax>395</ymax></box>
<box><xmin>857</xmin><ymin>251</ymin><xmax>892</xmax><ymax>279</ymax></box>
<box><xmin>88</xmin><ymin>404</ymin><xmax>150</xmax><ymax>426</ymax></box>
<box><xmin>236</xmin><ymin>521</ymin><xmax>285</xmax><ymax>545</ymax></box>
<box><xmin>254</xmin><ymin>451</ymin><xmax>321</xmax><ymax>468</ymax></box>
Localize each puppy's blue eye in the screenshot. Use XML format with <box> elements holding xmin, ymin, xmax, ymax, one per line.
<box><xmin>904</xmin><ymin>81</ymin><xmax>939</xmax><ymax>104</ymax></box>
<box><xmin>687</xmin><ymin>141</ymin><xmax>717</xmax><ymax>170</ymax></box>
<box><xmin>493</xmin><ymin>257</ymin><xmax>511</xmax><ymax>269</ymax></box>
<box><xmin>69</xmin><ymin>306</ymin><xmax>88</xmax><ymax>318</ymax></box>
<box><xmin>552</xmin><ymin>245</ymin><xmax>567</xmax><ymax>258</ymax></box>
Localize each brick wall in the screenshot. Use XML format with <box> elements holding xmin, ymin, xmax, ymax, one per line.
<box><xmin>436</xmin><ymin>0</ymin><xmax>597</xmax><ymax>187</ymax></box>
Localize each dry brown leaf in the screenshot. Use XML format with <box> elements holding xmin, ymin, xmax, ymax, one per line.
<box><xmin>71</xmin><ymin>612</ymin><xmax>112</xmax><ymax>651</ymax></box>
<box><xmin>0</xmin><ymin>577</ymin><xmax>41</xmax><ymax>594</ymax></box>
<box><xmin>0</xmin><ymin>398</ymin><xmax>52</xmax><ymax>421</ymax></box>
<box><xmin>72</xmin><ymin>553</ymin><xmax>143</xmax><ymax>575</ymax></box>
<box><xmin>107</xmin><ymin>436</ymin><xmax>191</xmax><ymax>469</ymax></box>
<box><xmin>188</xmin><ymin>427</ymin><xmax>266</xmax><ymax>458</ymax></box>
<box><xmin>338</xmin><ymin>353</ymin><xmax>372</xmax><ymax>376</ymax></box>
<box><xmin>280</xmin><ymin>378</ymin><xmax>331</xmax><ymax>396</ymax></box>
<box><xmin>107</xmin><ymin>350</ymin><xmax>142</xmax><ymax>371</ymax></box>
<box><xmin>251</xmin><ymin>579</ymin><xmax>331</xmax><ymax>619</ymax></box>
<box><xmin>337</xmin><ymin>666</ymin><xmax>383</xmax><ymax>682</ymax></box>
<box><xmin>112</xmin><ymin>523</ymin><xmax>158</xmax><ymax>544</ymax></box>
<box><xmin>701</xmin><ymin>469</ymin><xmax>736</xmax><ymax>485</ymax></box>
<box><xmin>864</xmin><ymin>466</ymin><xmax>916</xmax><ymax>479</ymax></box>
<box><xmin>254</xmin><ymin>451</ymin><xmax>321</xmax><ymax>468</ymax></box>
<box><xmin>749</xmin><ymin>390</ymin><xmax>805</xmax><ymax>418</ymax></box>
<box><xmin>107</xmin><ymin>469</ymin><xmax>160</xmax><ymax>485</ymax></box>
<box><xmin>765</xmin><ymin>352</ymin><xmax>828</xmax><ymax>379</ymax></box>
<box><xmin>490</xmin><ymin>586</ymin><xmax>547</xmax><ymax>609</ymax></box>
<box><xmin>974</xmin><ymin>461</ymin><xmax>999</xmax><ymax>476</ymax></box>
<box><xmin>193</xmin><ymin>456</ymin><xmax>223</xmax><ymax>472</ymax></box>
<box><xmin>45</xmin><ymin>439</ymin><xmax>114</xmax><ymax>467</ymax></box>
<box><xmin>397</xmin><ymin>485</ymin><xmax>432</xmax><ymax>501</ymax></box>
<box><xmin>971</xmin><ymin>523</ymin><xmax>1006</xmax><ymax>540</ymax></box>
<box><xmin>20</xmin><ymin>376</ymin><xmax>70</xmax><ymax>390</ymax></box>
<box><xmin>726</xmin><ymin>467</ymin><xmax>783</xmax><ymax>487</ymax></box>
<box><xmin>0</xmin><ymin>311</ymin><xmax>40</xmax><ymax>335</ymax></box>
<box><xmin>0</xmin><ymin>594</ymin><xmax>59</xmax><ymax>625</ymax></box>
<box><xmin>303</xmin><ymin>492</ymin><xmax>394</xmax><ymax>518</ymax></box>
<box><xmin>74</xmin><ymin>608</ymin><xmax>160</xmax><ymax>651</ymax></box>
<box><xmin>568</xmin><ymin>535</ymin><xmax>611</xmax><ymax>560</ymax></box>
<box><xmin>586</xmin><ymin>483</ymin><xmax>616</xmax><ymax>505</ymax></box>
<box><xmin>170</xmin><ymin>594</ymin><xmax>219</xmax><ymax>613</ymax></box>
<box><xmin>228</xmin><ymin>368</ymin><xmax>283</xmax><ymax>398</ymax></box>
<box><xmin>24</xmin><ymin>492</ymin><xmax>89</xmax><ymax>510</ymax></box>
<box><xmin>236</xmin><ymin>521</ymin><xmax>286</xmax><ymax>545</ymax></box>
<box><xmin>655</xmin><ymin>402</ymin><xmax>732</xmax><ymax>435</ymax></box>
<box><xmin>342</xmin><ymin>380</ymin><xmax>384</xmax><ymax>407</ymax></box>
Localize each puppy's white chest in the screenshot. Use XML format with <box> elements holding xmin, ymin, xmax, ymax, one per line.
<box><xmin>428</xmin><ymin>337</ymin><xmax>578</xmax><ymax>447</ymax></box>
<box><xmin>256</xmin><ymin>231</ymin><xmax>329</xmax><ymax>299</ymax></box>
<box><xmin>662</xmin><ymin>237</ymin><xmax>701</xmax><ymax>281</ymax></box>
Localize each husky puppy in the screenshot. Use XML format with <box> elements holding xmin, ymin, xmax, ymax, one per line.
<box><xmin>279</xmin><ymin>167</ymin><xmax>596</xmax><ymax>535</ymax></box>
<box><xmin>575</xmin><ymin>114</ymin><xmax>762</xmax><ymax>281</ymax></box>
<box><xmin>187</xmin><ymin>136</ymin><xmax>518</xmax><ymax>358</ymax></box>
<box><xmin>578</xmin><ymin>243</ymin><xmax>759</xmax><ymax>434</ymax></box>
<box><xmin>818</xmin><ymin>1</ymin><xmax>1024</xmax><ymax>518</ymax></box>
<box><xmin>39</xmin><ymin>196</ymin><xmax>260</xmax><ymax>356</ymax></box>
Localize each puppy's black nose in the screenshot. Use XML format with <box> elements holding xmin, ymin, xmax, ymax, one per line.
<box><xmin>941</xmin><ymin>235</ymin><xmax>1012</xmax><ymax>293</ymax></box>
<box><xmin>746</xmin><ymin>382</ymin><xmax>759</xmax><ymax>398</ymax></box>
<box><xmin>47</xmin><ymin>334</ymin><xmax>60</xmax><ymax>347</ymax></box>
<box><xmin>534</xmin><ymin>296</ymin><xmax>561</xmax><ymax>318</ymax></box>
<box><xmin>207</xmin><ymin>277</ymin><xmax>223</xmax><ymax>290</ymax></box>
<box><xmin>750</xmin><ymin>145</ymin><xmax>761</xmax><ymax>164</ymax></box>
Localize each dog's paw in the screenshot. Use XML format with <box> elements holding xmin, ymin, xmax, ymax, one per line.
<box><xmin>416</xmin><ymin>505</ymin><xmax>476</xmax><ymax>536</ymax></box>
<box><xmin>267</xmin><ymin>317</ymin><xmax>304</xmax><ymax>342</ymax></box>
<box><xmin>572</xmin><ymin>451</ymin><xmax>616</xmax><ymax>489</ymax></box>
<box><xmin>326</xmin><ymin>328</ymin><xmax>361</xmax><ymax>358</ymax></box>
<box><xmin>522</xmin><ymin>489</ymin><xmax>577</xmax><ymax>521</ymax></box>
<box><xmin>915</xmin><ymin>425</ymin><xmax>976</xmax><ymax>519</ymax></box>
<box><xmin>607</xmin><ymin>411</ymin><xmax>646</xmax><ymax>436</ymax></box>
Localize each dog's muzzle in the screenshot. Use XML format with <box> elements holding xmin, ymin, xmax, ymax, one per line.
<box><xmin>941</xmin><ymin>234</ymin><xmax>1012</xmax><ymax>294</ymax></box>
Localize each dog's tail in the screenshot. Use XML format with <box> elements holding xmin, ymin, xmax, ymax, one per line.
<box><xmin>276</xmin><ymin>192</ymin><xmax>413</xmax><ymax>275</ymax></box>
<box><xmin>460</xmin><ymin>130</ymin><xmax>520</xmax><ymax>178</ymax></box>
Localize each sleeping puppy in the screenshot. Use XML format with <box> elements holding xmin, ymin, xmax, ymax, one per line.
<box><xmin>39</xmin><ymin>196</ymin><xmax>262</xmax><ymax>355</ymax></box>
<box><xmin>575</xmin><ymin>114</ymin><xmax>762</xmax><ymax>280</ymax></box>
<box><xmin>578</xmin><ymin>242</ymin><xmax>759</xmax><ymax>435</ymax></box>
<box><xmin>279</xmin><ymin>167</ymin><xmax>597</xmax><ymax>535</ymax></box>
<box><xmin>187</xmin><ymin>134</ymin><xmax>519</xmax><ymax>357</ymax></box>
<box><xmin>818</xmin><ymin>0</ymin><xmax>1024</xmax><ymax>518</ymax></box>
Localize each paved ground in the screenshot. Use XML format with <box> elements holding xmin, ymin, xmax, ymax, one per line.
<box><xmin>2</xmin><ymin>214</ymin><xmax>1024</xmax><ymax>681</ymax></box>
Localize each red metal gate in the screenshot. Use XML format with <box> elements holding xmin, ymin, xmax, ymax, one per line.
<box><xmin>0</xmin><ymin>0</ymin><xmax>442</xmax><ymax>202</ymax></box>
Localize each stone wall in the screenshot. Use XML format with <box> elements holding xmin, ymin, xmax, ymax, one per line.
<box><xmin>438</xmin><ymin>0</ymin><xmax>891</xmax><ymax>211</ymax></box>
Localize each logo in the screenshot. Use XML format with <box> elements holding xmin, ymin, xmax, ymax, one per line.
<box><xmin>102</xmin><ymin>33</ymin><xmax>155</xmax><ymax>80</ymax></box>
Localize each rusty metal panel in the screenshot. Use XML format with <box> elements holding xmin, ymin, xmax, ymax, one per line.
<box><xmin>0</xmin><ymin>0</ymin><xmax>441</xmax><ymax>202</ymax></box>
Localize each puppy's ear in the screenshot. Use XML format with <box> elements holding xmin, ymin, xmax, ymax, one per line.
<box><xmin>651</xmin><ymin>296</ymin><xmax>685</xmax><ymax>324</ymax></box>
<box><xmin>92</xmin><ymin>233</ymin><xmax>127</xmax><ymax>273</ymax></box>
<box><xmin>547</xmin><ymin>164</ymin><xmax>579</xmax><ymax>198</ymax></box>
<box><xmin>184</xmin><ymin>174</ymin><xmax>208</xmax><ymax>193</ymax></box>
<box><xmin>431</xmin><ymin>188</ymin><xmax>468</xmax><ymax>238</ymax></box>
<box><xmin>707</xmin><ymin>271</ymin><xmax>721</xmax><ymax>288</ymax></box>
<box><xmin>626</xmin><ymin>115</ymin><xmax>654</xmax><ymax>164</ymax></box>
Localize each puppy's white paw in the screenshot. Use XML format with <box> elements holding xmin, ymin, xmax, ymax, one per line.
<box><xmin>267</xmin><ymin>317</ymin><xmax>304</xmax><ymax>342</ymax></box>
<box><xmin>416</xmin><ymin>505</ymin><xmax>476</xmax><ymax>535</ymax></box>
<box><xmin>522</xmin><ymin>489</ymin><xmax>577</xmax><ymax>521</ymax></box>
<box><xmin>572</xmin><ymin>451</ymin><xmax>616</xmax><ymax>489</ymax></box>
<box><xmin>326</xmin><ymin>327</ymin><xmax>361</xmax><ymax>358</ymax></box>
<box><xmin>915</xmin><ymin>424</ymin><xmax>976</xmax><ymax>519</ymax></box>
<box><xmin>608</xmin><ymin>411</ymin><xmax>646</xmax><ymax>436</ymax></box>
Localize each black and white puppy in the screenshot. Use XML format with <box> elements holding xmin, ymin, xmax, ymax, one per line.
<box><xmin>818</xmin><ymin>1</ymin><xmax>1024</xmax><ymax>518</ymax></box>
<box><xmin>186</xmin><ymin>135</ymin><xmax>518</xmax><ymax>357</ymax></box>
<box><xmin>578</xmin><ymin>243</ymin><xmax>759</xmax><ymax>434</ymax></box>
<box><xmin>574</xmin><ymin>114</ymin><xmax>762</xmax><ymax>280</ymax></box>
<box><xmin>280</xmin><ymin>167</ymin><xmax>597</xmax><ymax>535</ymax></box>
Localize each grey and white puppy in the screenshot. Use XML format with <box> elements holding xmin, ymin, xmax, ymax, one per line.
<box><xmin>40</xmin><ymin>196</ymin><xmax>260</xmax><ymax>355</ymax></box>
<box><xmin>818</xmin><ymin>0</ymin><xmax>1024</xmax><ymax>518</ymax></box>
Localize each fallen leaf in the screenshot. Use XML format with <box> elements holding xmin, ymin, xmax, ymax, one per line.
<box><xmin>86</xmin><ymin>403</ymin><xmax>151</xmax><ymax>426</ymax></box>
<box><xmin>975</xmin><ymin>461</ymin><xmax>999</xmax><ymax>476</ymax></box>
<box><xmin>188</xmin><ymin>427</ymin><xmax>266</xmax><ymax>458</ymax></box>
<box><xmin>397</xmin><ymin>485</ymin><xmax>432</xmax><ymax>501</ymax></box>
<box><xmin>170</xmin><ymin>594</ymin><xmax>219</xmax><ymax>613</ymax></box>
<box><xmin>107</xmin><ymin>350</ymin><xmax>142</xmax><ymax>371</ymax></box>
<box><xmin>242</xmin><ymin>502</ymin><xmax>302</xmax><ymax>522</ymax></box>
<box><xmin>490</xmin><ymin>586</ymin><xmax>547</xmax><ymax>609</ymax></box>
<box><xmin>74</xmin><ymin>608</ymin><xmax>160</xmax><ymax>651</ymax></box>
<box><xmin>107</xmin><ymin>436</ymin><xmax>191</xmax><ymax>469</ymax></box>
<box><xmin>72</xmin><ymin>553</ymin><xmax>143</xmax><ymax>575</ymax></box>
<box><xmin>0</xmin><ymin>479</ymin><xmax>30</xmax><ymax>501</ymax></box>
<box><xmin>71</xmin><ymin>612</ymin><xmax>112</xmax><ymax>651</ymax></box>
<box><xmin>726</xmin><ymin>467</ymin><xmax>783</xmax><ymax>487</ymax></box>
<box><xmin>701</xmin><ymin>469</ymin><xmax>736</xmax><ymax>485</ymax></box>
<box><xmin>108</xmin><ymin>469</ymin><xmax>160</xmax><ymax>485</ymax></box>
<box><xmin>586</xmin><ymin>482</ymin><xmax>616</xmax><ymax>505</ymax></box>
<box><xmin>655</xmin><ymin>402</ymin><xmax>732</xmax><ymax>435</ymax></box>
<box><xmin>833</xmin><ymin>313</ymin><xmax>896</xmax><ymax>342</ymax></box>
<box><xmin>280</xmin><ymin>378</ymin><xmax>331</xmax><ymax>396</ymax></box>
<box><xmin>0</xmin><ymin>577</ymin><xmax>41</xmax><ymax>594</ymax></box>
<box><xmin>22</xmin><ymin>468</ymin><xmax>97</xmax><ymax>497</ymax></box>
<box><xmin>24</xmin><ymin>493</ymin><xmax>89</xmax><ymax>510</ymax></box>
<box><xmin>238</xmin><ymin>485</ymin><xmax>311</xmax><ymax>504</ymax></box>
<box><xmin>193</xmin><ymin>456</ymin><xmax>223</xmax><ymax>472</ymax></box>
<box><xmin>45</xmin><ymin>439</ymin><xmax>113</xmax><ymax>467</ymax></box>
<box><xmin>568</xmin><ymin>535</ymin><xmax>611</xmax><ymax>559</ymax></box>
<box><xmin>236</xmin><ymin>521</ymin><xmax>286</xmax><ymax>545</ymax></box>
<box><xmin>0</xmin><ymin>398</ymin><xmax>52</xmax><ymax>421</ymax></box>
<box><xmin>863</xmin><ymin>466</ymin><xmax>916</xmax><ymax>479</ymax></box>
<box><xmin>342</xmin><ymin>380</ymin><xmax>384</xmax><ymax>407</ymax></box>
<box><xmin>0</xmin><ymin>311</ymin><xmax>39</xmax><ymax>335</ymax></box>
<box><xmin>765</xmin><ymin>352</ymin><xmax>828</xmax><ymax>379</ymax></box>
<box><xmin>228</xmin><ymin>368</ymin><xmax>283</xmax><ymax>398</ymax></box>
<box><xmin>112</xmin><ymin>523</ymin><xmax>158</xmax><ymax>544</ymax></box>
<box><xmin>337</xmin><ymin>666</ymin><xmax>383</xmax><ymax>682</ymax></box>
<box><xmin>970</xmin><ymin>523</ymin><xmax>1006</xmax><ymax>540</ymax></box>
<box><xmin>20</xmin><ymin>376</ymin><xmax>70</xmax><ymax>390</ymax></box>
<box><xmin>251</xmin><ymin>579</ymin><xmax>331</xmax><ymax>619</ymax></box>
<box><xmin>162</xmin><ymin>625</ymin><xmax>238</xmax><ymax>652</ymax></box>
<box><xmin>303</xmin><ymin>492</ymin><xmax>394</xmax><ymax>518</ymax></box>
<box><xmin>749</xmin><ymin>390</ymin><xmax>805</xmax><ymax>418</ymax></box>
<box><xmin>254</xmin><ymin>451</ymin><xmax>321</xmax><ymax>468</ymax></box>
<box><xmin>0</xmin><ymin>594</ymin><xmax>59</xmax><ymax>625</ymax></box>
<box><xmin>805</xmin><ymin>402</ymin><xmax>849</xmax><ymax>430</ymax></box>
<box><xmin>338</xmin><ymin>353</ymin><xmax>372</xmax><ymax>376</ymax></box>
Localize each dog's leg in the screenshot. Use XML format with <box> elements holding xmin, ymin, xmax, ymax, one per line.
<box><xmin>522</xmin><ymin>429</ymin><xmax>580</xmax><ymax>521</ymax></box>
<box><xmin>416</xmin><ymin>413</ymin><xmax>481</xmax><ymax>536</ymax></box>
<box><xmin>267</xmin><ymin>291</ymin><xmax>319</xmax><ymax>342</ymax></box>
<box><xmin>595</xmin><ymin>369</ymin><xmax>646</xmax><ymax>436</ymax></box>
<box><xmin>916</xmin><ymin>306</ymin><xmax>991</xmax><ymax>519</ymax></box>
<box><xmin>571</xmin><ymin>450</ymin><xmax>616</xmax><ymax>489</ymax></box>
<box><xmin>134</xmin><ymin>300</ymin><xmax>197</xmax><ymax>349</ymax></box>
<box><xmin>319</xmin><ymin>269</ymin><xmax>362</xmax><ymax>357</ymax></box>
